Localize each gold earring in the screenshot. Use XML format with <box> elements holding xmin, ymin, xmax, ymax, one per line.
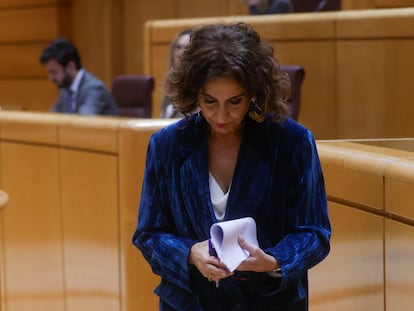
<box><xmin>249</xmin><ymin>110</ymin><xmax>265</xmax><ymax>122</ymax></box>
<box><xmin>249</xmin><ymin>97</ymin><xmax>264</xmax><ymax>122</ymax></box>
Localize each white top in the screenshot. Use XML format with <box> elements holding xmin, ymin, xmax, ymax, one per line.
<box><xmin>164</xmin><ymin>104</ymin><xmax>175</xmax><ymax>118</ymax></box>
<box><xmin>209</xmin><ymin>172</ymin><xmax>230</xmax><ymax>221</ymax></box>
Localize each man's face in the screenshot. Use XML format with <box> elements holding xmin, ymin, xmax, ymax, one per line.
<box><xmin>43</xmin><ymin>59</ymin><xmax>73</xmax><ymax>89</ymax></box>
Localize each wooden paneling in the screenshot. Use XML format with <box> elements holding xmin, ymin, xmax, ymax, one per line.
<box><xmin>117</xmin><ymin>120</ymin><xmax>175</xmax><ymax>311</ymax></box>
<box><xmin>71</xmin><ymin>0</ymin><xmax>122</xmax><ymax>86</ymax></box>
<box><xmin>0</xmin><ymin>0</ymin><xmax>61</xmax><ymax>7</ymax></box>
<box><xmin>342</xmin><ymin>0</ymin><xmax>414</xmax><ymax>9</ymax></box>
<box><xmin>0</xmin><ymin>3</ymin><xmax>65</xmax><ymax>112</ymax></box>
<box><xmin>336</xmin><ymin>40</ymin><xmax>386</xmax><ymax>138</ymax></box>
<box><xmin>58</xmin><ymin>116</ymin><xmax>120</xmax><ymax>153</ymax></box>
<box><xmin>122</xmin><ymin>0</ymin><xmax>247</xmax><ymax>76</ymax></box>
<box><xmin>0</xmin><ymin>44</ymin><xmax>47</xmax><ymax>78</ymax></box>
<box><xmin>0</xmin><ymin>0</ymin><xmax>70</xmax><ymax>112</ymax></box>
<box><xmin>227</xmin><ymin>0</ymin><xmax>249</xmax><ymax>15</ymax></box>
<box><xmin>1</xmin><ymin>142</ymin><xmax>64</xmax><ymax>310</ymax></box>
<box><xmin>309</xmin><ymin>202</ymin><xmax>384</xmax><ymax>311</ymax></box>
<box><xmin>274</xmin><ymin>41</ymin><xmax>337</xmax><ymax>137</ymax></box>
<box><xmin>0</xmin><ymin>208</ymin><xmax>5</xmax><ymax>311</ymax></box>
<box><xmin>0</xmin><ymin>114</ymin><xmax>173</xmax><ymax>311</ymax></box>
<box><xmin>0</xmin><ymin>80</ymin><xmax>58</xmax><ymax>111</ymax></box>
<box><xmin>307</xmin><ymin>143</ymin><xmax>384</xmax><ymax>210</ymax></box>
<box><xmin>318</xmin><ymin>141</ymin><xmax>414</xmax><ymax>210</ymax></box>
<box><xmin>337</xmin><ymin>10</ymin><xmax>414</xmax><ymax>141</ymax></box>
<box><xmin>176</xmin><ymin>0</ymin><xmax>233</xmax><ymax>17</ymax></box>
<box><xmin>0</xmin><ymin>111</ymin><xmax>60</xmax><ymax>144</ymax></box>
<box><xmin>119</xmin><ymin>119</ymin><xmax>172</xmax><ymax>310</ymax></box>
<box><xmin>342</xmin><ymin>0</ymin><xmax>375</xmax><ymax>10</ymax></box>
<box><xmin>335</xmin><ymin>8</ymin><xmax>414</xmax><ymax>139</ymax></box>
<box><xmin>336</xmin><ymin>8</ymin><xmax>414</xmax><ymax>38</ymax></box>
<box><xmin>336</xmin><ymin>39</ymin><xmax>414</xmax><ymax>138</ymax></box>
<box><xmin>60</xmin><ymin>149</ymin><xmax>120</xmax><ymax>310</ymax></box>
<box><xmin>122</xmin><ymin>0</ymin><xmax>176</xmax><ymax>75</ymax></box>
<box><xmin>316</xmin><ymin>139</ymin><xmax>414</xmax><ymax>311</ymax></box>
<box><xmin>375</xmin><ymin>0</ymin><xmax>414</xmax><ymax>8</ymax></box>
<box><xmin>385</xmin><ymin>220</ymin><xmax>414</xmax><ymax>311</ymax></box>
<box><xmin>384</xmin><ymin>158</ymin><xmax>414</xmax><ymax>220</ymax></box>
<box><xmin>0</xmin><ymin>7</ymin><xmax>59</xmax><ymax>42</ymax></box>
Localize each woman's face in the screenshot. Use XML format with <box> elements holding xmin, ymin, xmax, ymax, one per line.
<box><xmin>198</xmin><ymin>77</ymin><xmax>250</xmax><ymax>136</ymax></box>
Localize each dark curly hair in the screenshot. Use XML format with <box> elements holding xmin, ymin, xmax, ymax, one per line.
<box><xmin>39</xmin><ymin>37</ymin><xmax>82</xmax><ymax>70</ymax></box>
<box><xmin>164</xmin><ymin>22</ymin><xmax>290</xmax><ymax>122</ymax></box>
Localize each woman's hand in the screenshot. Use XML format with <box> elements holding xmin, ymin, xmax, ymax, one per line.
<box><xmin>236</xmin><ymin>237</ymin><xmax>279</xmax><ymax>272</ymax></box>
<box><xmin>189</xmin><ymin>240</ymin><xmax>232</xmax><ymax>282</ymax></box>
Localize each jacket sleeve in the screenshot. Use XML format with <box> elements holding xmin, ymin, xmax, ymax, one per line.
<box><xmin>266</xmin><ymin>129</ymin><xmax>331</xmax><ymax>289</ymax></box>
<box><xmin>132</xmin><ymin>134</ymin><xmax>195</xmax><ymax>293</ymax></box>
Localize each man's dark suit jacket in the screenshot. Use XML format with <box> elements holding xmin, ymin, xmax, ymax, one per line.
<box><xmin>133</xmin><ymin>114</ymin><xmax>331</xmax><ymax>311</ymax></box>
<box><xmin>50</xmin><ymin>70</ymin><xmax>118</xmax><ymax>116</ymax></box>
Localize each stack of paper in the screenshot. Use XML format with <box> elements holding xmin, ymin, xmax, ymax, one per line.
<box><xmin>210</xmin><ymin>217</ymin><xmax>259</xmax><ymax>272</ymax></box>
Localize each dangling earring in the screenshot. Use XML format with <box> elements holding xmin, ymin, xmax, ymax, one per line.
<box><xmin>248</xmin><ymin>97</ymin><xmax>264</xmax><ymax>122</ymax></box>
<box><xmin>196</xmin><ymin>108</ymin><xmax>202</xmax><ymax>122</ymax></box>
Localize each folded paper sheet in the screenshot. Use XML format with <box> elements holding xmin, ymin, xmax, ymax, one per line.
<box><xmin>210</xmin><ymin>217</ymin><xmax>259</xmax><ymax>272</ymax></box>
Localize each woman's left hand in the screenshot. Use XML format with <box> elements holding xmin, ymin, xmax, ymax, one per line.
<box><xmin>236</xmin><ymin>236</ymin><xmax>279</xmax><ymax>272</ymax></box>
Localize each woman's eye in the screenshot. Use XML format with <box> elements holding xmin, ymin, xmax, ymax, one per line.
<box><xmin>202</xmin><ymin>97</ymin><xmax>216</xmax><ymax>104</ymax></box>
<box><xmin>229</xmin><ymin>98</ymin><xmax>243</xmax><ymax>105</ymax></box>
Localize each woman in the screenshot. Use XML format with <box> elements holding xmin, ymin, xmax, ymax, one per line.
<box><xmin>133</xmin><ymin>22</ymin><xmax>331</xmax><ymax>311</ymax></box>
<box><xmin>161</xmin><ymin>28</ymin><xmax>192</xmax><ymax>118</ymax></box>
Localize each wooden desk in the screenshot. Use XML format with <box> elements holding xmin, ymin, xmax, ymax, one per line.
<box><xmin>0</xmin><ymin>112</ymin><xmax>173</xmax><ymax>311</ymax></box>
<box><xmin>310</xmin><ymin>138</ymin><xmax>414</xmax><ymax>311</ymax></box>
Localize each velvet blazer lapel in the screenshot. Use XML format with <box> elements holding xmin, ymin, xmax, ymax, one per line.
<box><xmin>179</xmin><ymin>140</ymin><xmax>215</xmax><ymax>240</ymax></box>
<box><xmin>225</xmin><ymin>141</ymin><xmax>272</xmax><ymax>220</ymax></box>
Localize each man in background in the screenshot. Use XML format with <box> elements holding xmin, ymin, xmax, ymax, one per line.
<box><xmin>39</xmin><ymin>38</ymin><xmax>118</xmax><ymax>116</ymax></box>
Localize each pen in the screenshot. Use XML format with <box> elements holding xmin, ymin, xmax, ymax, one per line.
<box><xmin>208</xmin><ymin>239</ymin><xmax>220</xmax><ymax>288</ymax></box>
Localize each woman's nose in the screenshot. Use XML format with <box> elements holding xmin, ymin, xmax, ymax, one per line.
<box><xmin>215</xmin><ymin>105</ymin><xmax>230</xmax><ymax>120</ymax></box>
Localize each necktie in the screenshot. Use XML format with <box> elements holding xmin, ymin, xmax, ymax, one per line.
<box><xmin>67</xmin><ymin>90</ymin><xmax>74</xmax><ymax>113</ymax></box>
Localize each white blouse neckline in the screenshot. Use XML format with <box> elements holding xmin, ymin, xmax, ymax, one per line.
<box><xmin>209</xmin><ymin>172</ymin><xmax>230</xmax><ymax>221</ymax></box>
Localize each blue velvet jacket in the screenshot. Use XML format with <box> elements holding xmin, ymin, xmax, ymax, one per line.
<box><xmin>133</xmin><ymin>114</ymin><xmax>331</xmax><ymax>311</ymax></box>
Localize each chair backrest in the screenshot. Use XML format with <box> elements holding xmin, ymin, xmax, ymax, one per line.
<box><xmin>280</xmin><ymin>65</ymin><xmax>305</xmax><ymax>121</ymax></box>
<box><xmin>111</xmin><ymin>74</ymin><xmax>154</xmax><ymax>118</ymax></box>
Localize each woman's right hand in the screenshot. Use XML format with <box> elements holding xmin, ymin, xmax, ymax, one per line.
<box><xmin>189</xmin><ymin>240</ymin><xmax>232</xmax><ymax>282</ymax></box>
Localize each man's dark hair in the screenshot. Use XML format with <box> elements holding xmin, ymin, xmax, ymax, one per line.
<box><xmin>39</xmin><ymin>37</ymin><xmax>82</xmax><ymax>69</ymax></box>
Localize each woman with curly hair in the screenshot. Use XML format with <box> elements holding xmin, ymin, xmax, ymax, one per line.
<box><xmin>133</xmin><ymin>22</ymin><xmax>331</xmax><ymax>311</ymax></box>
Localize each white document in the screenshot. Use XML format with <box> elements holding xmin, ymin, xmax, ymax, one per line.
<box><xmin>210</xmin><ymin>217</ymin><xmax>259</xmax><ymax>272</ymax></box>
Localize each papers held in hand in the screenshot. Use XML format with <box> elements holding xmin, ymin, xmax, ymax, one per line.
<box><xmin>210</xmin><ymin>217</ymin><xmax>259</xmax><ymax>272</ymax></box>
